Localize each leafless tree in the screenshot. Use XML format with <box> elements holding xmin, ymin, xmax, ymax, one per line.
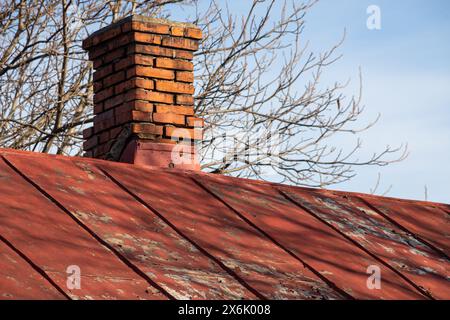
<box><xmin>0</xmin><ymin>0</ymin><xmax>407</xmax><ymax>187</ymax></box>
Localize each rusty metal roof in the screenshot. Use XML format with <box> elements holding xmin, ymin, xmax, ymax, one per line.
<box><xmin>0</xmin><ymin>148</ymin><xmax>448</xmax><ymax>300</ymax></box>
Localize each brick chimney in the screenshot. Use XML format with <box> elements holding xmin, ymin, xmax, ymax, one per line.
<box><xmin>82</xmin><ymin>15</ymin><xmax>203</xmax><ymax>170</ymax></box>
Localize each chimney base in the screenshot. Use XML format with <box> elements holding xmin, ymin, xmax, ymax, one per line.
<box><xmin>120</xmin><ymin>139</ymin><xmax>200</xmax><ymax>170</ymax></box>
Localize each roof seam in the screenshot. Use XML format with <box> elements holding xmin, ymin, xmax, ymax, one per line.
<box><xmin>0</xmin><ymin>234</ymin><xmax>70</xmax><ymax>299</ymax></box>
<box><xmin>1</xmin><ymin>155</ymin><xmax>173</xmax><ymax>300</ymax></box>
<box><xmin>190</xmin><ymin>176</ymin><xmax>354</xmax><ymax>300</ymax></box>
<box><xmin>277</xmin><ymin>187</ymin><xmax>435</xmax><ymax>300</ymax></box>
<box><xmin>356</xmin><ymin>195</ymin><xmax>450</xmax><ymax>261</ymax></box>
<box><xmin>98</xmin><ymin>166</ymin><xmax>266</xmax><ymax>300</ymax></box>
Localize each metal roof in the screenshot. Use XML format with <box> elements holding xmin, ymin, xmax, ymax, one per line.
<box><xmin>0</xmin><ymin>148</ymin><xmax>448</xmax><ymax>300</ymax></box>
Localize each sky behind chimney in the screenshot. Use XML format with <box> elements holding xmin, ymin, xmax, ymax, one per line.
<box><xmin>171</xmin><ymin>0</ymin><xmax>450</xmax><ymax>203</ymax></box>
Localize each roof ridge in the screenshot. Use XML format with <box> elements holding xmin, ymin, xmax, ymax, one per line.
<box><xmin>0</xmin><ymin>147</ymin><xmax>448</xmax><ymax>207</ymax></box>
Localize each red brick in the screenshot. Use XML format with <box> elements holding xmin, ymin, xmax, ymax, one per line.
<box><xmin>153</xmin><ymin>137</ymin><xmax>178</xmax><ymax>145</ymax></box>
<box><xmin>114</xmin><ymin>80</ymin><xmax>130</xmax><ymax>95</ymax></box>
<box><xmin>94</xmin><ymin>102</ymin><xmax>104</xmax><ymax>114</ymax></box>
<box><xmin>130</xmin><ymin>43</ymin><xmax>193</xmax><ymax>60</ymax></box>
<box><xmin>95</xmin><ymin>108</ymin><xmax>114</xmax><ymax>122</ymax></box>
<box><xmin>161</xmin><ymin>36</ymin><xmax>199</xmax><ymax>51</ymax></box>
<box><xmin>155</xmin><ymin>58</ymin><xmax>193</xmax><ymax>71</ymax></box>
<box><xmin>115</xmin><ymin>78</ymin><xmax>154</xmax><ymax>94</ymax></box>
<box><xmin>83</xmin><ymin>135</ymin><xmax>98</xmax><ymax>150</ymax></box>
<box><xmin>152</xmin><ymin>113</ymin><xmax>185</xmax><ymax>125</ymax></box>
<box><xmin>176</xmin><ymin>94</ymin><xmax>194</xmax><ymax>105</ymax></box>
<box><xmin>126</xmin><ymin>89</ymin><xmax>174</xmax><ymax>104</ymax></box>
<box><xmin>87</xmin><ymin>25</ymin><xmax>122</xmax><ymax>48</ymax></box>
<box><xmin>155</xmin><ymin>104</ymin><xmax>194</xmax><ymax>115</ymax></box>
<box><xmin>110</xmin><ymin>126</ymin><xmax>122</xmax><ymax>139</ymax></box>
<box><xmin>93</xmin><ymin>57</ymin><xmax>103</xmax><ymax>69</ymax></box>
<box><xmin>132</xmin><ymin>78</ymin><xmax>154</xmax><ymax>90</ymax></box>
<box><xmin>104</xmin><ymin>93</ymin><xmax>125</xmax><ymax>110</ymax></box>
<box><xmin>123</xmin><ymin>100</ymin><xmax>154</xmax><ymax>113</ymax></box>
<box><xmin>82</xmin><ymin>127</ymin><xmax>94</xmax><ymax>139</ymax></box>
<box><xmin>165</xmin><ymin>127</ymin><xmax>201</xmax><ymax>140</ymax></box>
<box><xmin>115</xmin><ymin>110</ymin><xmax>132</xmax><ymax>125</ymax></box>
<box><xmin>115</xmin><ymin>110</ymin><xmax>152</xmax><ymax>126</ymax></box>
<box><xmin>114</xmin><ymin>56</ymin><xmax>134</xmax><ymax>71</ymax></box>
<box><xmin>103</xmin><ymin>71</ymin><xmax>125</xmax><ymax>87</ymax></box>
<box><xmin>184</xmin><ymin>27</ymin><xmax>202</xmax><ymax>40</ymax></box>
<box><xmin>134</xmin><ymin>55</ymin><xmax>154</xmax><ymax>66</ymax></box>
<box><xmin>114</xmin><ymin>54</ymin><xmax>155</xmax><ymax>71</ymax></box>
<box><xmin>93</xmin><ymin>64</ymin><xmax>113</xmax><ymax>82</ymax></box>
<box><xmin>131</xmin><ymin>123</ymin><xmax>163</xmax><ymax>135</ymax></box>
<box><xmin>132</xmin><ymin>110</ymin><xmax>153</xmax><ymax>122</ymax></box>
<box><xmin>94</xmin><ymin>86</ymin><xmax>114</xmax><ymax>103</ymax></box>
<box><xmin>186</xmin><ymin>117</ymin><xmax>204</xmax><ymax>127</ymax></box>
<box><xmin>82</xmin><ymin>37</ymin><xmax>93</xmax><ymax>50</ymax></box>
<box><xmin>88</xmin><ymin>44</ymin><xmax>108</xmax><ymax>60</ymax></box>
<box><xmin>176</xmin><ymin>71</ymin><xmax>193</xmax><ymax>83</ymax></box>
<box><xmin>103</xmin><ymin>47</ymin><xmax>125</xmax><ymax>64</ymax></box>
<box><xmin>120</xmin><ymin>21</ymin><xmax>132</xmax><ymax>33</ymax></box>
<box><xmin>127</xmin><ymin>65</ymin><xmax>174</xmax><ymax>80</ymax></box>
<box><xmin>171</xmin><ymin>26</ymin><xmax>185</xmax><ymax>37</ymax></box>
<box><xmin>155</xmin><ymin>80</ymin><xmax>194</xmax><ymax>94</ymax></box>
<box><xmin>99</xmin><ymin>130</ymin><xmax>110</xmax><ymax>144</ymax></box>
<box><xmin>134</xmin><ymin>32</ymin><xmax>162</xmax><ymax>45</ymax></box>
<box><xmin>93</xmin><ymin>81</ymin><xmax>103</xmax><ymax>92</ymax></box>
<box><xmin>94</xmin><ymin>116</ymin><xmax>115</xmax><ymax>133</ymax></box>
<box><xmin>106</xmin><ymin>34</ymin><xmax>134</xmax><ymax>51</ymax></box>
<box><xmin>131</xmin><ymin>21</ymin><xmax>170</xmax><ymax>34</ymax></box>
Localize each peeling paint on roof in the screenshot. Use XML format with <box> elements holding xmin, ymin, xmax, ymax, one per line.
<box><xmin>0</xmin><ymin>148</ymin><xmax>448</xmax><ymax>300</ymax></box>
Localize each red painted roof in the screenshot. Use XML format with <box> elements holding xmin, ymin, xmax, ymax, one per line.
<box><xmin>0</xmin><ymin>148</ymin><xmax>448</xmax><ymax>300</ymax></box>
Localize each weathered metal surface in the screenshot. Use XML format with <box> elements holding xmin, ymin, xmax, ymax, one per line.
<box><xmin>279</xmin><ymin>187</ymin><xmax>450</xmax><ymax>299</ymax></box>
<box><xmin>0</xmin><ymin>155</ymin><xmax>165</xmax><ymax>300</ymax></box>
<box><xmin>0</xmin><ymin>148</ymin><xmax>449</xmax><ymax>300</ymax></box>
<box><xmin>4</xmin><ymin>153</ymin><xmax>254</xmax><ymax>300</ymax></box>
<box><xmin>102</xmin><ymin>163</ymin><xmax>345</xmax><ymax>300</ymax></box>
<box><xmin>359</xmin><ymin>194</ymin><xmax>450</xmax><ymax>257</ymax></box>
<box><xmin>195</xmin><ymin>174</ymin><xmax>428</xmax><ymax>299</ymax></box>
<box><xmin>0</xmin><ymin>240</ymin><xmax>65</xmax><ymax>299</ymax></box>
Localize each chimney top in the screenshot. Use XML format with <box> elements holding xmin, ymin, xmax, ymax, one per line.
<box><xmin>82</xmin><ymin>15</ymin><xmax>203</xmax><ymax>170</ymax></box>
<box><xmin>82</xmin><ymin>15</ymin><xmax>201</xmax><ymax>50</ymax></box>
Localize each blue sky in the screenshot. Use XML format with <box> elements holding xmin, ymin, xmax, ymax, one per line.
<box><xmin>299</xmin><ymin>0</ymin><xmax>450</xmax><ymax>203</ymax></box>
<box><xmin>172</xmin><ymin>0</ymin><xmax>450</xmax><ymax>203</ymax></box>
